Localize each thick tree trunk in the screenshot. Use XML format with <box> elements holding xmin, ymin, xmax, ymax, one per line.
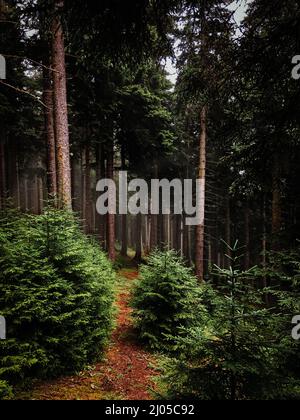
<box><xmin>51</xmin><ymin>0</ymin><xmax>72</xmax><ymax>209</ymax></box>
<box><xmin>43</xmin><ymin>66</ymin><xmax>57</xmax><ymax>198</ymax></box>
<box><xmin>106</xmin><ymin>142</ymin><xmax>115</xmax><ymax>261</ymax></box>
<box><xmin>195</xmin><ymin>106</ymin><xmax>207</xmax><ymax>281</ymax></box>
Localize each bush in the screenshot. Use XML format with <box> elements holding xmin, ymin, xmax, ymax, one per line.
<box><xmin>0</xmin><ymin>380</ymin><xmax>13</xmax><ymax>400</ymax></box>
<box><xmin>130</xmin><ymin>250</ymin><xmax>203</xmax><ymax>352</ymax></box>
<box><xmin>0</xmin><ymin>207</ymin><xmax>115</xmax><ymax>397</ymax></box>
<box><xmin>158</xmin><ymin>242</ymin><xmax>300</xmax><ymax>400</ymax></box>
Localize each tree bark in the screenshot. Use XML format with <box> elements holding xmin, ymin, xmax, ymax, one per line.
<box><xmin>120</xmin><ymin>145</ymin><xmax>128</xmax><ymax>257</ymax></box>
<box><xmin>0</xmin><ymin>135</ymin><xmax>6</xmax><ymax>209</ymax></box>
<box><xmin>51</xmin><ymin>0</ymin><xmax>72</xmax><ymax>209</ymax></box>
<box><xmin>272</xmin><ymin>158</ymin><xmax>282</xmax><ymax>250</ymax></box>
<box><xmin>106</xmin><ymin>142</ymin><xmax>116</xmax><ymax>261</ymax></box>
<box><xmin>244</xmin><ymin>203</ymin><xmax>250</xmax><ymax>270</ymax></box>
<box><xmin>84</xmin><ymin>138</ymin><xmax>92</xmax><ymax>234</ymax></box>
<box><xmin>96</xmin><ymin>143</ymin><xmax>106</xmax><ymax>247</ymax></box>
<box><xmin>225</xmin><ymin>196</ymin><xmax>231</xmax><ymax>268</ymax></box>
<box><xmin>262</xmin><ymin>194</ymin><xmax>269</xmax><ymax>304</ymax></box>
<box><xmin>43</xmin><ymin>66</ymin><xmax>57</xmax><ymax>198</ymax></box>
<box><xmin>195</xmin><ymin>106</ymin><xmax>207</xmax><ymax>281</ymax></box>
<box><xmin>134</xmin><ymin>213</ymin><xmax>142</xmax><ymax>262</ymax></box>
<box><xmin>150</xmin><ymin>163</ymin><xmax>159</xmax><ymax>250</ymax></box>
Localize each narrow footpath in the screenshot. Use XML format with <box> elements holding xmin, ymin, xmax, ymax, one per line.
<box><xmin>18</xmin><ymin>269</ymin><xmax>158</xmax><ymax>400</ymax></box>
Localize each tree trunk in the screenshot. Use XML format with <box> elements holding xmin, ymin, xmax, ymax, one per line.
<box><xmin>43</xmin><ymin>66</ymin><xmax>57</xmax><ymax>198</ymax></box>
<box><xmin>120</xmin><ymin>145</ymin><xmax>128</xmax><ymax>257</ymax></box>
<box><xmin>225</xmin><ymin>196</ymin><xmax>231</xmax><ymax>268</ymax></box>
<box><xmin>0</xmin><ymin>135</ymin><xmax>6</xmax><ymax>209</ymax></box>
<box><xmin>51</xmin><ymin>0</ymin><xmax>72</xmax><ymax>209</ymax></box>
<box><xmin>183</xmin><ymin>221</ymin><xmax>192</xmax><ymax>265</ymax></box>
<box><xmin>262</xmin><ymin>194</ymin><xmax>269</xmax><ymax>304</ymax></box>
<box><xmin>96</xmin><ymin>143</ymin><xmax>106</xmax><ymax>247</ymax></box>
<box><xmin>244</xmin><ymin>203</ymin><xmax>250</xmax><ymax>270</ymax></box>
<box><xmin>272</xmin><ymin>158</ymin><xmax>282</xmax><ymax>250</ymax></box>
<box><xmin>150</xmin><ymin>163</ymin><xmax>158</xmax><ymax>250</ymax></box>
<box><xmin>106</xmin><ymin>142</ymin><xmax>115</xmax><ymax>261</ymax></box>
<box><xmin>195</xmin><ymin>106</ymin><xmax>207</xmax><ymax>281</ymax></box>
<box><xmin>134</xmin><ymin>213</ymin><xmax>142</xmax><ymax>262</ymax></box>
<box><xmin>84</xmin><ymin>138</ymin><xmax>92</xmax><ymax>234</ymax></box>
<box><xmin>8</xmin><ymin>138</ymin><xmax>19</xmax><ymax>207</ymax></box>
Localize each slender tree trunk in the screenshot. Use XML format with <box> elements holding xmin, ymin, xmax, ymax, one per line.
<box><xmin>100</xmin><ymin>147</ymin><xmax>106</xmax><ymax>248</ymax></box>
<box><xmin>183</xmin><ymin>221</ymin><xmax>192</xmax><ymax>265</ymax></box>
<box><xmin>43</xmin><ymin>66</ymin><xmax>57</xmax><ymax>198</ymax></box>
<box><xmin>15</xmin><ymin>154</ymin><xmax>21</xmax><ymax>208</ymax></box>
<box><xmin>121</xmin><ymin>213</ymin><xmax>128</xmax><ymax>257</ymax></box>
<box><xmin>84</xmin><ymin>138</ymin><xmax>92</xmax><ymax>234</ymax></box>
<box><xmin>180</xmin><ymin>216</ymin><xmax>184</xmax><ymax>257</ymax></box>
<box><xmin>37</xmin><ymin>175</ymin><xmax>44</xmax><ymax>214</ymax></box>
<box><xmin>272</xmin><ymin>158</ymin><xmax>282</xmax><ymax>250</ymax></box>
<box><xmin>158</xmin><ymin>213</ymin><xmax>164</xmax><ymax>249</ymax></box>
<box><xmin>51</xmin><ymin>0</ymin><xmax>72</xmax><ymax>209</ymax></box>
<box><xmin>144</xmin><ymin>215</ymin><xmax>151</xmax><ymax>255</ymax></box>
<box><xmin>244</xmin><ymin>203</ymin><xmax>250</xmax><ymax>269</ymax></box>
<box><xmin>225</xmin><ymin>196</ymin><xmax>231</xmax><ymax>268</ymax></box>
<box><xmin>195</xmin><ymin>106</ymin><xmax>207</xmax><ymax>281</ymax></box>
<box><xmin>106</xmin><ymin>142</ymin><xmax>115</xmax><ymax>261</ymax></box>
<box><xmin>150</xmin><ymin>163</ymin><xmax>159</xmax><ymax>250</ymax></box>
<box><xmin>262</xmin><ymin>194</ymin><xmax>269</xmax><ymax>304</ymax></box>
<box><xmin>81</xmin><ymin>148</ymin><xmax>86</xmax><ymax>221</ymax></box>
<box><xmin>134</xmin><ymin>213</ymin><xmax>142</xmax><ymax>262</ymax></box>
<box><xmin>8</xmin><ymin>138</ymin><xmax>19</xmax><ymax>207</ymax></box>
<box><xmin>120</xmin><ymin>145</ymin><xmax>128</xmax><ymax>257</ymax></box>
<box><xmin>24</xmin><ymin>176</ymin><xmax>29</xmax><ymax>211</ymax></box>
<box><xmin>96</xmin><ymin>143</ymin><xmax>106</xmax><ymax>247</ymax></box>
<box><xmin>0</xmin><ymin>135</ymin><xmax>6</xmax><ymax>209</ymax></box>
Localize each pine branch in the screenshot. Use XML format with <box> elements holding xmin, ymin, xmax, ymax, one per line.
<box><xmin>0</xmin><ymin>80</ymin><xmax>49</xmax><ymax>109</ymax></box>
<box><xmin>2</xmin><ymin>54</ymin><xmax>59</xmax><ymax>73</ymax></box>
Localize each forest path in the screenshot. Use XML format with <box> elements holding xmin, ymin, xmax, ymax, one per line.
<box><xmin>18</xmin><ymin>268</ymin><xmax>158</xmax><ymax>400</ymax></box>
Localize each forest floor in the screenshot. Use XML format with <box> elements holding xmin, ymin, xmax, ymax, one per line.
<box><xmin>17</xmin><ymin>267</ymin><xmax>158</xmax><ymax>400</ymax></box>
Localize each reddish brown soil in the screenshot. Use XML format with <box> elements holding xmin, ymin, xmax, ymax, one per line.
<box><xmin>18</xmin><ymin>269</ymin><xmax>157</xmax><ymax>401</ymax></box>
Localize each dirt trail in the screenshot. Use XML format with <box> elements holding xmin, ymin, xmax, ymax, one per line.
<box><xmin>18</xmin><ymin>269</ymin><xmax>157</xmax><ymax>400</ymax></box>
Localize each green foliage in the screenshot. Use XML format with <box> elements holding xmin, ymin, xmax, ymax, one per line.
<box><xmin>258</xmin><ymin>247</ymin><xmax>300</xmax><ymax>383</ymax></box>
<box><xmin>0</xmin><ymin>207</ymin><xmax>115</xmax><ymax>397</ymax></box>
<box><xmin>130</xmin><ymin>250</ymin><xmax>203</xmax><ymax>352</ymax></box>
<box><xmin>0</xmin><ymin>380</ymin><xmax>13</xmax><ymax>400</ymax></box>
<box><xmin>158</xmin><ymin>242</ymin><xmax>300</xmax><ymax>400</ymax></box>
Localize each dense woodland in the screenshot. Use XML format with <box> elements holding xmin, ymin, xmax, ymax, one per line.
<box><xmin>0</xmin><ymin>0</ymin><xmax>300</xmax><ymax>401</ymax></box>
